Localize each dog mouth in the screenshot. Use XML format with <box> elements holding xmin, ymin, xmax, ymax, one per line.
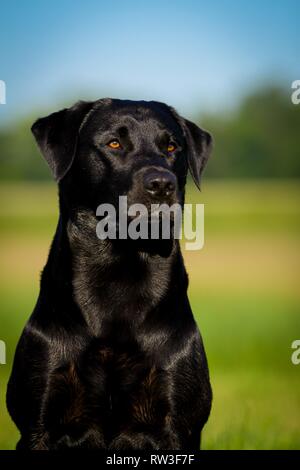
<box><xmin>118</xmin><ymin>209</ymin><xmax>179</xmax><ymax>235</ymax></box>
<box><xmin>95</xmin><ymin>202</ymin><xmax>181</xmax><ymax>243</ymax></box>
<box><xmin>126</xmin><ymin>206</ymin><xmax>177</xmax><ymax>222</ymax></box>
<box><xmin>95</xmin><ymin>180</ymin><xmax>182</xmax><ymax>245</ymax></box>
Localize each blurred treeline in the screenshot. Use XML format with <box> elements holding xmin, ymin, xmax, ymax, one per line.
<box><xmin>0</xmin><ymin>86</ymin><xmax>299</xmax><ymax>180</ymax></box>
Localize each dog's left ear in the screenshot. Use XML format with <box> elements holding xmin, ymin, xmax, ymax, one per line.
<box><xmin>31</xmin><ymin>100</ymin><xmax>94</xmax><ymax>182</ymax></box>
<box><xmin>181</xmin><ymin>118</ymin><xmax>213</xmax><ymax>189</ymax></box>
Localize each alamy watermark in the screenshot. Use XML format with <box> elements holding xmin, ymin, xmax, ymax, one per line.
<box><xmin>291</xmin><ymin>340</ymin><xmax>300</xmax><ymax>365</ymax></box>
<box><xmin>291</xmin><ymin>80</ymin><xmax>300</xmax><ymax>105</ymax></box>
<box><xmin>0</xmin><ymin>340</ymin><xmax>6</xmax><ymax>365</ymax></box>
<box><xmin>95</xmin><ymin>196</ymin><xmax>204</xmax><ymax>251</ymax></box>
<box><xmin>0</xmin><ymin>80</ymin><xmax>6</xmax><ymax>104</ymax></box>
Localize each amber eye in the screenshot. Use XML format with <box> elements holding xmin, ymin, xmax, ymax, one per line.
<box><xmin>167</xmin><ymin>142</ymin><xmax>177</xmax><ymax>153</ymax></box>
<box><xmin>108</xmin><ymin>140</ymin><xmax>121</xmax><ymax>149</ymax></box>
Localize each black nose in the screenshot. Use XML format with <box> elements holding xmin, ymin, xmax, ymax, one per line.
<box><xmin>143</xmin><ymin>170</ymin><xmax>176</xmax><ymax>198</ymax></box>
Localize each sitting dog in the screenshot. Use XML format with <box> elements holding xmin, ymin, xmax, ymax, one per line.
<box><xmin>7</xmin><ymin>99</ymin><xmax>212</xmax><ymax>450</ymax></box>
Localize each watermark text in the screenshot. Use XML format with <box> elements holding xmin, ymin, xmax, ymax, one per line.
<box><xmin>291</xmin><ymin>340</ymin><xmax>300</xmax><ymax>365</ymax></box>
<box><xmin>0</xmin><ymin>340</ymin><xmax>6</xmax><ymax>364</ymax></box>
<box><xmin>291</xmin><ymin>80</ymin><xmax>300</xmax><ymax>104</ymax></box>
<box><xmin>96</xmin><ymin>196</ymin><xmax>204</xmax><ymax>251</ymax></box>
<box><xmin>0</xmin><ymin>80</ymin><xmax>6</xmax><ymax>104</ymax></box>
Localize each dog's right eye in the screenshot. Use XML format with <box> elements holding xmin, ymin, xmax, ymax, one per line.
<box><xmin>107</xmin><ymin>140</ymin><xmax>122</xmax><ymax>149</ymax></box>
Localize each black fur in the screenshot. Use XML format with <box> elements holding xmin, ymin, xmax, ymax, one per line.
<box><xmin>7</xmin><ymin>98</ymin><xmax>212</xmax><ymax>450</ymax></box>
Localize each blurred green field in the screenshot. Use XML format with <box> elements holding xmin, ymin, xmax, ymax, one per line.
<box><xmin>0</xmin><ymin>180</ymin><xmax>299</xmax><ymax>449</ymax></box>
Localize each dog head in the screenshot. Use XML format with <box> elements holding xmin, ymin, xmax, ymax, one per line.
<box><xmin>32</xmin><ymin>99</ymin><xmax>212</xmax><ymax>208</ymax></box>
<box><xmin>32</xmin><ymin>99</ymin><xmax>212</xmax><ymax>255</ymax></box>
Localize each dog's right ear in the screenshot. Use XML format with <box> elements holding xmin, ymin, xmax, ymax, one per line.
<box><xmin>31</xmin><ymin>101</ymin><xmax>94</xmax><ymax>182</ymax></box>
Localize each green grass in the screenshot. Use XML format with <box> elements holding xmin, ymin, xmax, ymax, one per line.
<box><xmin>0</xmin><ymin>180</ymin><xmax>299</xmax><ymax>449</ymax></box>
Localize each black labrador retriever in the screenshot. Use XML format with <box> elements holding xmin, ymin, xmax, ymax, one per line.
<box><xmin>7</xmin><ymin>99</ymin><xmax>212</xmax><ymax>450</ymax></box>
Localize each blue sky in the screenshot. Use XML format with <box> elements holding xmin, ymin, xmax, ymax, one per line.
<box><xmin>0</xmin><ymin>0</ymin><xmax>299</xmax><ymax>124</ymax></box>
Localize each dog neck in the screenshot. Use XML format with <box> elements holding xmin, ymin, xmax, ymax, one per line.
<box><xmin>62</xmin><ymin>208</ymin><xmax>187</xmax><ymax>336</ymax></box>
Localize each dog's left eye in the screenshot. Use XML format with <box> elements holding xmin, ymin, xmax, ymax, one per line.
<box><xmin>167</xmin><ymin>142</ymin><xmax>177</xmax><ymax>153</ymax></box>
<box><xmin>107</xmin><ymin>140</ymin><xmax>122</xmax><ymax>149</ymax></box>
